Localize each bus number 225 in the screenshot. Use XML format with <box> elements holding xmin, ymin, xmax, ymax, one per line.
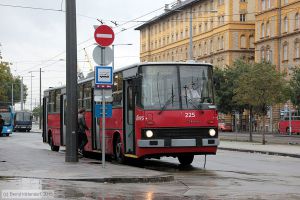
<box><xmin>185</xmin><ymin>112</ymin><xmax>195</xmax><ymax>118</ymax></box>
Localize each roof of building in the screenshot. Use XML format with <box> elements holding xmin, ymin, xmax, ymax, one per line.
<box><xmin>135</xmin><ymin>0</ymin><xmax>201</xmax><ymax>30</ymax></box>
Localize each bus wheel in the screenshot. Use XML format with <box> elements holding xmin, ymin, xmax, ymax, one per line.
<box><xmin>114</xmin><ymin>135</ymin><xmax>124</xmax><ymax>163</ymax></box>
<box><xmin>178</xmin><ymin>154</ymin><xmax>194</xmax><ymax>166</ymax></box>
<box><xmin>49</xmin><ymin>135</ymin><xmax>59</xmax><ymax>152</ymax></box>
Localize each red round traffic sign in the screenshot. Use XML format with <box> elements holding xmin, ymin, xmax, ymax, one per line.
<box><xmin>94</xmin><ymin>25</ymin><xmax>115</xmax><ymax>47</ymax></box>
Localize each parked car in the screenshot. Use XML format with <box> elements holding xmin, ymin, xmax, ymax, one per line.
<box><xmin>218</xmin><ymin>122</ymin><xmax>233</xmax><ymax>132</ymax></box>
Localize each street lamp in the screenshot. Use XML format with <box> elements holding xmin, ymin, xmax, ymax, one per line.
<box><xmin>112</xmin><ymin>44</ymin><xmax>133</xmax><ymax>69</ymax></box>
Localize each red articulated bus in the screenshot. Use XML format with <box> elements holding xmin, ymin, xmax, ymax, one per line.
<box><xmin>42</xmin><ymin>62</ymin><xmax>219</xmax><ymax>165</ymax></box>
<box><xmin>278</xmin><ymin>111</ymin><xmax>300</xmax><ymax>135</ymax></box>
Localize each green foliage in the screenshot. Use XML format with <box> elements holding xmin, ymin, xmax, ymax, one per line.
<box><xmin>32</xmin><ymin>106</ymin><xmax>41</xmax><ymax>120</ymax></box>
<box><xmin>234</xmin><ymin>62</ymin><xmax>289</xmax><ymax>116</ymax></box>
<box><xmin>214</xmin><ymin>59</ymin><xmax>251</xmax><ymax>114</ymax></box>
<box><xmin>0</xmin><ymin>61</ymin><xmax>28</xmax><ymax>105</ymax></box>
<box><xmin>290</xmin><ymin>68</ymin><xmax>300</xmax><ymax>108</ymax></box>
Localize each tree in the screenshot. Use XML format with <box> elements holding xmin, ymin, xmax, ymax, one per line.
<box><xmin>32</xmin><ymin>106</ymin><xmax>41</xmax><ymax>121</ymax></box>
<box><xmin>0</xmin><ymin>61</ymin><xmax>28</xmax><ymax>106</ymax></box>
<box><xmin>234</xmin><ymin>62</ymin><xmax>289</xmax><ymax>144</ymax></box>
<box><xmin>289</xmin><ymin>68</ymin><xmax>300</xmax><ymax>109</ymax></box>
<box><xmin>214</xmin><ymin>60</ymin><xmax>252</xmax><ymax>132</ymax></box>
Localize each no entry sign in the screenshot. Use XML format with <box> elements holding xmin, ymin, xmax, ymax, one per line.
<box><xmin>94</xmin><ymin>25</ymin><xmax>115</xmax><ymax>47</ymax></box>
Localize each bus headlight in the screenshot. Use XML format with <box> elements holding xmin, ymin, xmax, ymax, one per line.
<box><xmin>6</xmin><ymin>129</ymin><xmax>11</xmax><ymax>133</ymax></box>
<box><xmin>146</xmin><ymin>130</ymin><xmax>153</xmax><ymax>138</ymax></box>
<box><xmin>209</xmin><ymin>129</ymin><xmax>216</xmax><ymax>137</ymax></box>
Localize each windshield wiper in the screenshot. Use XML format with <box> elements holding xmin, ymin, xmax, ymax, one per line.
<box><xmin>158</xmin><ymin>94</ymin><xmax>175</xmax><ymax>115</ymax></box>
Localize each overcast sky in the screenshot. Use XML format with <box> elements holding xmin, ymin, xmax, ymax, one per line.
<box><xmin>0</xmin><ymin>0</ymin><xmax>173</xmax><ymax>110</ymax></box>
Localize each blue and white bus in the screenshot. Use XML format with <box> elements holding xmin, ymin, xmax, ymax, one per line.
<box><xmin>0</xmin><ymin>105</ymin><xmax>14</xmax><ymax>136</ymax></box>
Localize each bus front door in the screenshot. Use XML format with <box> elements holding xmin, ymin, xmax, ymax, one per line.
<box><xmin>60</xmin><ymin>94</ymin><xmax>67</xmax><ymax>146</ymax></box>
<box><xmin>124</xmin><ymin>80</ymin><xmax>135</xmax><ymax>154</ymax></box>
<box><xmin>42</xmin><ymin>97</ymin><xmax>48</xmax><ymax>143</ymax></box>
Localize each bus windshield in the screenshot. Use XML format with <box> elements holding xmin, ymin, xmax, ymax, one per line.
<box><xmin>16</xmin><ymin>112</ymin><xmax>32</xmax><ymax>121</ymax></box>
<box><xmin>141</xmin><ymin>64</ymin><xmax>214</xmax><ymax>110</ymax></box>
<box><xmin>0</xmin><ymin>112</ymin><xmax>12</xmax><ymax>126</ymax></box>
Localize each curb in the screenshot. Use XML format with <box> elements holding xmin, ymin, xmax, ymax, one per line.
<box><xmin>219</xmin><ymin>147</ymin><xmax>300</xmax><ymax>159</ymax></box>
<box><xmin>63</xmin><ymin>175</ymin><xmax>175</xmax><ymax>183</ymax></box>
<box><xmin>0</xmin><ymin>175</ymin><xmax>174</xmax><ymax>184</ymax></box>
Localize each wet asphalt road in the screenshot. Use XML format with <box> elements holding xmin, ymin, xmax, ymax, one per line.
<box><xmin>0</xmin><ymin>130</ymin><xmax>300</xmax><ymax>199</ymax></box>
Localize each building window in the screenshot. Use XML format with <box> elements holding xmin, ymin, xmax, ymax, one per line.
<box><xmin>249</xmin><ymin>35</ymin><xmax>254</xmax><ymax>48</ymax></box>
<box><xmin>268</xmin><ymin>0</ymin><xmax>271</xmax><ymax>8</ymax></box>
<box><xmin>284</xmin><ymin>0</ymin><xmax>288</xmax><ymax>5</ymax></box>
<box><xmin>240</xmin><ymin>35</ymin><xmax>246</xmax><ymax>48</ymax></box>
<box><xmin>261</xmin><ymin>0</ymin><xmax>266</xmax><ymax>11</ymax></box>
<box><xmin>266</xmin><ymin>47</ymin><xmax>271</xmax><ymax>62</ymax></box>
<box><xmin>283</xmin><ymin>42</ymin><xmax>288</xmax><ymax>61</ymax></box>
<box><xmin>240</xmin><ymin>14</ymin><xmax>246</xmax><ymax>22</ymax></box>
<box><xmin>210</xmin><ymin>39</ymin><xmax>213</xmax><ymax>53</ymax></box>
<box><xmin>199</xmin><ymin>43</ymin><xmax>202</xmax><ymax>56</ymax></box>
<box><xmin>221</xmin><ymin>36</ymin><xmax>224</xmax><ymax>50</ymax></box>
<box><xmin>295</xmin><ymin>39</ymin><xmax>300</xmax><ymax>59</ymax></box>
<box><xmin>261</xmin><ymin>23</ymin><xmax>265</xmax><ymax>38</ymax></box>
<box><xmin>261</xmin><ymin>47</ymin><xmax>265</xmax><ymax>61</ymax></box>
<box><xmin>266</xmin><ymin>21</ymin><xmax>270</xmax><ymax>36</ymax></box>
<box><xmin>295</xmin><ymin>13</ymin><xmax>299</xmax><ymax>30</ymax></box>
<box><xmin>284</xmin><ymin>16</ymin><xmax>288</xmax><ymax>33</ymax></box>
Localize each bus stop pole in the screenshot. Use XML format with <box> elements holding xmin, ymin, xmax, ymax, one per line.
<box><xmin>101</xmin><ymin>47</ymin><xmax>106</xmax><ymax>168</ymax></box>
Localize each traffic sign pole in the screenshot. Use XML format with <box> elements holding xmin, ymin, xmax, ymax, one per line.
<box><xmin>93</xmin><ymin>24</ymin><xmax>115</xmax><ymax>168</ymax></box>
<box><xmin>101</xmin><ymin>47</ymin><xmax>106</xmax><ymax>168</ymax></box>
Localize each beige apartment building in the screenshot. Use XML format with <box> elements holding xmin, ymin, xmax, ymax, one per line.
<box><xmin>255</xmin><ymin>0</ymin><xmax>300</xmax><ymax>74</ymax></box>
<box><xmin>135</xmin><ymin>0</ymin><xmax>256</xmax><ymax>68</ymax></box>
<box><xmin>255</xmin><ymin>0</ymin><xmax>300</xmax><ymax>131</ymax></box>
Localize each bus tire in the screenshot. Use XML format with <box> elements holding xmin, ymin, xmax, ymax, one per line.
<box><xmin>49</xmin><ymin>135</ymin><xmax>59</xmax><ymax>152</ymax></box>
<box><xmin>114</xmin><ymin>134</ymin><xmax>125</xmax><ymax>163</ymax></box>
<box><xmin>178</xmin><ymin>154</ymin><xmax>194</xmax><ymax>166</ymax></box>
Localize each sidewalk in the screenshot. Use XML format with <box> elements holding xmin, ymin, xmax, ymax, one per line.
<box><xmin>219</xmin><ymin>140</ymin><xmax>300</xmax><ymax>158</ymax></box>
<box><xmin>0</xmin><ymin>132</ymin><xmax>174</xmax><ymax>183</ymax></box>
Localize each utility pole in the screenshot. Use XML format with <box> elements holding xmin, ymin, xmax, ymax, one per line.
<box><xmin>65</xmin><ymin>0</ymin><xmax>78</xmax><ymax>162</ymax></box>
<box><xmin>28</xmin><ymin>71</ymin><xmax>35</xmax><ymax>111</ymax></box>
<box><xmin>39</xmin><ymin>68</ymin><xmax>44</xmax><ymax>129</ymax></box>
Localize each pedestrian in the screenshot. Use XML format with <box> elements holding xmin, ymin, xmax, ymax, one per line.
<box><xmin>0</xmin><ymin>115</ymin><xmax>4</xmax><ymax>136</ymax></box>
<box><xmin>254</xmin><ymin>120</ymin><xmax>257</xmax><ymax>132</ymax></box>
<box><xmin>78</xmin><ymin>108</ymin><xmax>89</xmax><ymax>156</ymax></box>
